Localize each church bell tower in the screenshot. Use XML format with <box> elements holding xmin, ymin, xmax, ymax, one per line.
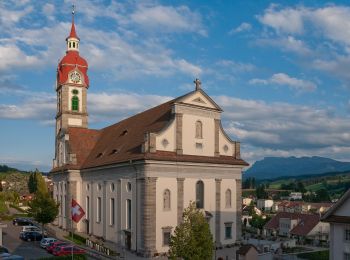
<box><xmin>54</xmin><ymin>7</ymin><xmax>90</xmax><ymax>168</ymax></box>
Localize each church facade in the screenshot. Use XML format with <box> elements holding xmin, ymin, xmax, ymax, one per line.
<box><xmin>50</xmin><ymin>14</ymin><xmax>248</xmax><ymax>257</ymax></box>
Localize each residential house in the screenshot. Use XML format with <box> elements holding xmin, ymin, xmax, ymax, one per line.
<box><xmin>264</xmin><ymin>212</ymin><xmax>329</xmax><ymax>244</ymax></box>
<box><xmin>236</xmin><ymin>244</ymin><xmax>259</xmax><ymax>260</ymax></box>
<box><xmin>257</xmin><ymin>199</ymin><xmax>274</xmax><ymax>212</ymax></box>
<box><xmin>322</xmin><ymin>188</ymin><xmax>350</xmax><ymax>260</ymax></box>
<box><xmin>289</xmin><ymin>192</ymin><xmax>302</xmax><ymax>200</ymax></box>
<box><xmin>276</xmin><ymin>201</ymin><xmax>303</xmax><ymax>213</ymax></box>
<box><xmin>243</xmin><ymin>197</ymin><xmax>253</xmax><ymax>206</ymax></box>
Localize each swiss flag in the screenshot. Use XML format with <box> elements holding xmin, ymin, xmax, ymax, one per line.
<box><xmin>71</xmin><ymin>199</ymin><xmax>85</xmax><ymax>223</ymax></box>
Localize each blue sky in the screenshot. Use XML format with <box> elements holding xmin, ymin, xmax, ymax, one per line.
<box><xmin>1</xmin><ymin>0</ymin><xmax>350</xmax><ymax>171</ymax></box>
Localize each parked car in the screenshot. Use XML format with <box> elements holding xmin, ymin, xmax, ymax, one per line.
<box><xmin>40</xmin><ymin>238</ymin><xmax>57</xmax><ymax>249</ymax></box>
<box><xmin>21</xmin><ymin>226</ymin><xmax>47</xmax><ymax>236</ymax></box>
<box><xmin>12</xmin><ymin>218</ymin><xmax>33</xmax><ymax>226</ymax></box>
<box><xmin>19</xmin><ymin>231</ymin><xmax>43</xmax><ymax>241</ymax></box>
<box><xmin>52</xmin><ymin>245</ymin><xmax>85</xmax><ymax>256</ymax></box>
<box><xmin>0</xmin><ymin>246</ymin><xmax>9</xmax><ymax>253</ymax></box>
<box><xmin>46</xmin><ymin>241</ymin><xmax>71</xmax><ymax>254</ymax></box>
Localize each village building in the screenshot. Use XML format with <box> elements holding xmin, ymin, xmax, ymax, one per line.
<box><xmin>322</xmin><ymin>188</ymin><xmax>350</xmax><ymax>260</ymax></box>
<box><xmin>50</xmin><ymin>13</ymin><xmax>248</xmax><ymax>257</ymax></box>
<box><xmin>264</xmin><ymin>212</ymin><xmax>329</xmax><ymax>245</ymax></box>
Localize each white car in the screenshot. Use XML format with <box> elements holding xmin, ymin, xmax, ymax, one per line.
<box><xmin>21</xmin><ymin>226</ymin><xmax>47</xmax><ymax>236</ymax></box>
<box><xmin>40</xmin><ymin>237</ymin><xmax>57</xmax><ymax>248</ymax></box>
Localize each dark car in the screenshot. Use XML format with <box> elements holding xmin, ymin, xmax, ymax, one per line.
<box><xmin>0</xmin><ymin>246</ymin><xmax>9</xmax><ymax>253</ymax></box>
<box><xmin>12</xmin><ymin>218</ymin><xmax>33</xmax><ymax>226</ymax></box>
<box><xmin>46</xmin><ymin>241</ymin><xmax>71</xmax><ymax>254</ymax></box>
<box><xmin>19</xmin><ymin>231</ymin><xmax>43</xmax><ymax>241</ymax></box>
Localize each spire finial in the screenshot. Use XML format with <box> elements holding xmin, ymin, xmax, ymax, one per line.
<box><xmin>194</xmin><ymin>78</ymin><xmax>201</xmax><ymax>91</ymax></box>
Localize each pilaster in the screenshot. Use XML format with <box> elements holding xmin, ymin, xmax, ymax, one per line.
<box><xmin>175</xmin><ymin>114</ymin><xmax>183</xmax><ymax>155</ymax></box>
<box><xmin>214</xmin><ymin>119</ymin><xmax>220</xmax><ymax>157</ymax></box>
<box><xmin>236</xmin><ymin>179</ymin><xmax>242</xmax><ymax>241</ymax></box>
<box><xmin>139</xmin><ymin>177</ymin><xmax>157</xmax><ymax>257</ymax></box>
<box><xmin>177</xmin><ymin>178</ymin><xmax>185</xmax><ymax>224</ymax></box>
<box><xmin>215</xmin><ymin>178</ymin><xmax>222</xmax><ymax>246</ymax></box>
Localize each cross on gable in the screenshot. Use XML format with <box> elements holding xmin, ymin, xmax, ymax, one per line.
<box><xmin>194</xmin><ymin>78</ymin><xmax>201</xmax><ymax>91</ymax></box>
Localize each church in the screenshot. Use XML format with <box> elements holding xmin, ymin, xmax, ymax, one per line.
<box><xmin>50</xmin><ymin>12</ymin><xmax>248</xmax><ymax>257</ymax></box>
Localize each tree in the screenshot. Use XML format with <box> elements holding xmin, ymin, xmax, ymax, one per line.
<box><xmin>256</xmin><ymin>185</ymin><xmax>268</xmax><ymax>199</ymax></box>
<box><xmin>169</xmin><ymin>202</ymin><xmax>214</xmax><ymax>260</ymax></box>
<box><xmin>28</xmin><ymin>169</ymin><xmax>48</xmax><ymax>194</ymax></box>
<box><xmin>28</xmin><ymin>192</ymin><xmax>59</xmax><ymax>231</ymax></box>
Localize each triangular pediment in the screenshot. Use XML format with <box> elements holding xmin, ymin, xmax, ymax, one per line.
<box><xmin>176</xmin><ymin>90</ymin><xmax>222</xmax><ymax>111</ymax></box>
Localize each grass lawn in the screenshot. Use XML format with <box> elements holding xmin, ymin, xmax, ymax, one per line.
<box><xmin>297</xmin><ymin>250</ymin><xmax>329</xmax><ymax>260</ymax></box>
<box><xmin>0</xmin><ymin>199</ymin><xmax>8</xmax><ymax>214</ymax></box>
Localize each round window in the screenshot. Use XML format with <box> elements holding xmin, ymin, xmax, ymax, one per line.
<box><xmin>72</xmin><ymin>89</ymin><xmax>79</xmax><ymax>95</ymax></box>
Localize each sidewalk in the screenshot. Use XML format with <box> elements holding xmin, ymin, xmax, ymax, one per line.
<box><xmin>46</xmin><ymin>224</ymin><xmax>167</xmax><ymax>260</ymax></box>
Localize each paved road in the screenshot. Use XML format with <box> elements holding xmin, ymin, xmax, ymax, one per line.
<box><xmin>2</xmin><ymin>221</ymin><xmax>52</xmax><ymax>260</ymax></box>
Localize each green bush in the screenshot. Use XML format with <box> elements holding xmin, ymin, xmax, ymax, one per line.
<box><xmin>65</xmin><ymin>232</ymin><xmax>86</xmax><ymax>245</ymax></box>
<box><xmin>298</xmin><ymin>250</ymin><xmax>329</xmax><ymax>260</ymax></box>
<box><xmin>38</xmin><ymin>254</ymin><xmax>86</xmax><ymax>260</ymax></box>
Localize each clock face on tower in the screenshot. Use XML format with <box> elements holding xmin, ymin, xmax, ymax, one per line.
<box><xmin>70</xmin><ymin>71</ymin><xmax>81</xmax><ymax>83</ymax></box>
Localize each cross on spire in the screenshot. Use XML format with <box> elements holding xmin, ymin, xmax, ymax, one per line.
<box><xmin>72</xmin><ymin>4</ymin><xmax>76</xmax><ymax>16</ymax></box>
<box><xmin>194</xmin><ymin>78</ymin><xmax>201</xmax><ymax>91</ymax></box>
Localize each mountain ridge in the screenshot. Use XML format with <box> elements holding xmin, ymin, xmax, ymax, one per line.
<box><xmin>244</xmin><ymin>156</ymin><xmax>350</xmax><ymax>179</ymax></box>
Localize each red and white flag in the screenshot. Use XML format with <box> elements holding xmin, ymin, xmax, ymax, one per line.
<box><xmin>71</xmin><ymin>199</ymin><xmax>85</xmax><ymax>223</ymax></box>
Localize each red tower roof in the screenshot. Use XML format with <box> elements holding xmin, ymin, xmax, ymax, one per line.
<box><xmin>57</xmin><ymin>11</ymin><xmax>89</xmax><ymax>87</ymax></box>
<box><xmin>67</xmin><ymin>16</ymin><xmax>79</xmax><ymax>40</ymax></box>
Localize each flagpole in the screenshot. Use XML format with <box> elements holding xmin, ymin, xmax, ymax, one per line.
<box><xmin>72</xmin><ymin>206</ymin><xmax>74</xmax><ymax>260</ymax></box>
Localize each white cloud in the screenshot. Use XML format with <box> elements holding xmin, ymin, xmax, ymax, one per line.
<box><xmin>229</xmin><ymin>22</ymin><xmax>252</xmax><ymax>34</ymax></box>
<box><xmin>130</xmin><ymin>5</ymin><xmax>207</xmax><ymax>36</ymax></box>
<box><xmin>256</xmin><ymin>35</ymin><xmax>311</xmax><ymax>55</ymax></box>
<box><xmin>257</xmin><ymin>4</ymin><xmax>305</xmax><ymax>34</ymax></box>
<box><xmin>215</xmin><ymin>95</ymin><xmax>350</xmax><ymax>161</ymax></box>
<box><xmin>0</xmin><ymin>45</ymin><xmax>40</xmax><ymax>71</ymax></box>
<box><xmin>249</xmin><ymin>73</ymin><xmax>316</xmax><ymax>92</ymax></box>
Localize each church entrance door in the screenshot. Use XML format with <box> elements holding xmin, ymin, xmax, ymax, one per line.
<box><xmin>125</xmin><ymin>231</ymin><xmax>131</xmax><ymax>250</ymax></box>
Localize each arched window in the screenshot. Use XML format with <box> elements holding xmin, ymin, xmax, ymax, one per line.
<box><xmin>225</xmin><ymin>189</ymin><xmax>232</xmax><ymax>208</ymax></box>
<box><xmin>195</xmin><ymin>120</ymin><xmax>203</xmax><ymax>139</ymax></box>
<box><xmin>163</xmin><ymin>189</ymin><xmax>171</xmax><ymax>210</ymax></box>
<box><xmin>71</xmin><ymin>96</ymin><xmax>79</xmax><ymax>111</ymax></box>
<box><xmin>196</xmin><ymin>180</ymin><xmax>204</xmax><ymax>208</ymax></box>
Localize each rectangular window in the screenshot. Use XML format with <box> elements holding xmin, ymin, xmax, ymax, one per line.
<box><xmin>97</xmin><ymin>197</ymin><xmax>101</xmax><ymax>223</ymax></box>
<box><xmin>110</xmin><ymin>198</ymin><xmax>115</xmax><ymax>226</ymax></box>
<box><xmin>345</xmin><ymin>229</ymin><xmax>350</xmax><ymax>241</ymax></box>
<box><xmin>345</xmin><ymin>253</ymin><xmax>350</xmax><ymax>260</ymax></box>
<box><xmin>225</xmin><ymin>223</ymin><xmax>232</xmax><ymax>239</ymax></box>
<box><xmin>126</xmin><ymin>199</ymin><xmax>131</xmax><ymax>229</ymax></box>
<box><xmin>86</xmin><ymin>196</ymin><xmax>90</xmax><ymax>220</ymax></box>
<box><xmin>163</xmin><ymin>231</ymin><xmax>171</xmax><ymax>246</ymax></box>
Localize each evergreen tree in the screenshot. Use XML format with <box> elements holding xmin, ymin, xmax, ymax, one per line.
<box><xmin>28</xmin><ymin>169</ymin><xmax>47</xmax><ymax>194</ymax></box>
<box><xmin>256</xmin><ymin>185</ymin><xmax>268</xmax><ymax>199</ymax></box>
<box><xmin>169</xmin><ymin>202</ymin><xmax>214</xmax><ymax>260</ymax></box>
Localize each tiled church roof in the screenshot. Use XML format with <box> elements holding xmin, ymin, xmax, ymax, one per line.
<box><xmin>51</xmin><ymin>90</ymin><xmax>248</xmax><ymax>172</ymax></box>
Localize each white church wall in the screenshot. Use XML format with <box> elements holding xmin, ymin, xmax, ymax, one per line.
<box><xmin>219</xmin><ymin>128</ymin><xmax>234</xmax><ymax>156</ymax></box>
<box><xmin>182</xmin><ymin>114</ymin><xmax>215</xmax><ymax>156</ymax></box>
<box><xmin>155</xmin><ymin>119</ymin><xmax>176</xmax><ymax>152</ymax></box>
<box><xmin>180</xmin><ymin>92</ymin><xmax>217</xmax><ymax>109</ymax></box>
<box><xmin>155</xmin><ymin>177</ymin><xmax>178</xmax><ymax>252</ymax></box>
<box><xmin>220</xmin><ymin>179</ymin><xmax>237</xmax><ymax>244</ymax></box>
<box><xmin>183</xmin><ymin>178</ymin><xmax>216</xmax><ymax>239</ymax></box>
